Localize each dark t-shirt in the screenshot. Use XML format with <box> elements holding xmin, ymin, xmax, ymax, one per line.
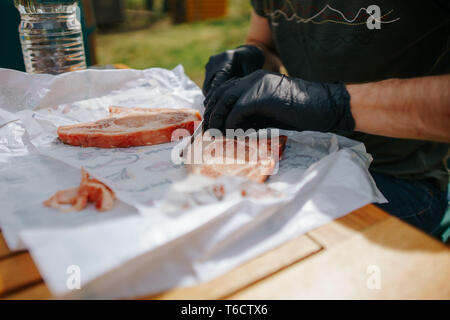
<box><xmin>251</xmin><ymin>0</ymin><xmax>449</xmax><ymax>190</ymax></box>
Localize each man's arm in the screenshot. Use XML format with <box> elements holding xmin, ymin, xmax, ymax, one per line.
<box><xmin>246</xmin><ymin>10</ymin><xmax>282</xmax><ymax>73</ymax></box>
<box><xmin>347</xmin><ymin>75</ymin><xmax>450</xmax><ymax>142</ymax></box>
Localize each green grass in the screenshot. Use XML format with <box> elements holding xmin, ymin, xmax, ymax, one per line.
<box><xmin>96</xmin><ymin>0</ymin><xmax>252</xmax><ymax>86</ymax></box>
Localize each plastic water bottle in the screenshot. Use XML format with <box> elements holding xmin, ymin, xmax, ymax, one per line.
<box><xmin>14</xmin><ymin>0</ymin><xmax>87</xmax><ymax>74</ymax></box>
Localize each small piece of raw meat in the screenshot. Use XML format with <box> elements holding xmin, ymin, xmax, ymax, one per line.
<box><xmin>57</xmin><ymin>107</ymin><xmax>201</xmax><ymax>148</ymax></box>
<box><xmin>43</xmin><ymin>168</ymin><xmax>116</xmax><ymax>212</ymax></box>
<box><xmin>186</xmin><ymin>135</ymin><xmax>287</xmax><ymax>183</ymax></box>
<box><xmin>42</xmin><ymin>187</ymin><xmax>86</xmax><ymax>213</ymax></box>
<box><xmin>81</xmin><ymin>180</ymin><xmax>115</xmax><ymax>212</ymax></box>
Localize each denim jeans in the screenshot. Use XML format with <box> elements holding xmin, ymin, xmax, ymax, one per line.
<box><xmin>371</xmin><ymin>171</ymin><xmax>448</xmax><ymax>237</ymax></box>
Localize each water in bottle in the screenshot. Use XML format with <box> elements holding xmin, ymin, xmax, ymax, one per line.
<box><xmin>14</xmin><ymin>0</ymin><xmax>87</xmax><ymax>74</ymax></box>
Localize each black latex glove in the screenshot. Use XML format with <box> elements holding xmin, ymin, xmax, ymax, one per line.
<box><xmin>202</xmin><ymin>45</ymin><xmax>265</xmax><ymax>98</ymax></box>
<box><xmin>203</xmin><ymin>70</ymin><xmax>355</xmax><ymax>133</ymax></box>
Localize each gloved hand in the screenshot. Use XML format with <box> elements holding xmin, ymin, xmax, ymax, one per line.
<box><xmin>202</xmin><ymin>45</ymin><xmax>265</xmax><ymax>97</ymax></box>
<box><xmin>203</xmin><ymin>70</ymin><xmax>355</xmax><ymax>133</ymax></box>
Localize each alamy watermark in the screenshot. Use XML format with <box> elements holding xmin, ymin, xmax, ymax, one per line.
<box><xmin>170</xmin><ymin>124</ymin><xmax>283</xmax><ymax>176</ymax></box>
<box><xmin>366</xmin><ymin>5</ymin><xmax>382</xmax><ymax>30</ymax></box>
<box><xmin>66</xmin><ymin>264</ymin><xmax>81</xmax><ymax>290</ymax></box>
<box><xmin>366</xmin><ymin>265</ymin><xmax>381</xmax><ymax>290</ymax></box>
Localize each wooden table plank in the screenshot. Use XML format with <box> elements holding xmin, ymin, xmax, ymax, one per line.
<box><xmin>151</xmin><ymin>205</ymin><xmax>388</xmax><ymax>299</ymax></box>
<box><xmin>0</xmin><ymin>253</ymin><xmax>42</xmax><ymax>296</ymax></box>
<box><xmin>147</xmin><ymin>235</ymin><xmax>322</xmax><ymax>300</ymax></box>
<box><xmin>0</xmin><ymin>232</ymin><xmax>12</xmax><ymax>259</ymax></box>
<box><xmin>3</xmin><ymin>282</ymin><xmax>51</xmax><ymax>300</ymax></box>
<box><xmin>0</xmin><ymin>230</ymin><xmax>321</xmax><ymax>300</ymax></box>
<box><xmin>0</xmin><ymin>205</ymin><xmax>388</xmax><ymax>300</ymax></box>
<box><xmin>229</xmin><ymin>217</ymin><xmax>450</xmax><ymax>300</ymax></box>
<box><xmin>307</xmin><ymin>205</ymin><xmax>390</xmax><ymax>248</ymax></box>
<box><xmin>1</xmin><ymin>206</ymin><xmax>431</xmax><ymax>300</ymax></box>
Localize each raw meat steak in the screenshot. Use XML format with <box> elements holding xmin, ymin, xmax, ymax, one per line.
<box><xmin>186</xmin><ymin>135</ymin><xmax>287</xmax><ymax>183</ymax></box>
<box><xmin>57</xmin><ymin>107</ymin><xmax>201</xmax><ymax>148</ymax></box>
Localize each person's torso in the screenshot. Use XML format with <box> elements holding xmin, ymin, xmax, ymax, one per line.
<box><xmin>254</xmin><ymin>0</ymin><xmax>450</xmax><ymax>81</ymax></box>
<box><xmin>251</xmin><ymin>0</ymin><xmax>450</xmax><ymax>190</ymax></box>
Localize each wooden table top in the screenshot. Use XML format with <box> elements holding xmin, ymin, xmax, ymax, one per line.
<box><xmin>1</xmin><ymin>204</ymin><xmax>449</xmax><ymax>300</ymax></box>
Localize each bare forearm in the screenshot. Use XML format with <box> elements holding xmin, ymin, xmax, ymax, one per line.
<box><xmin>246</xmin><ymin>10</ymin><xmax>282</xmax><ymax>73</ymax></box>
<box><xmin>347</xmin><ymin>75</ymin><xmax>450</xmax><ymax>142</ymax></box>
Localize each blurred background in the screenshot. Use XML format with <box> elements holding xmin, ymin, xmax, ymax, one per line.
<box><xmin>95</xmin><ymin>0</ymin><xmax>251</xmax><ymax>85</ymax></box>
<box><xmin>1</xmin><ymin>0</ymin><xmax>251</xmax><ymax>86</ymax></box>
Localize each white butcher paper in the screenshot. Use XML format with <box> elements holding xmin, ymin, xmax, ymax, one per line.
<box><xmin>0</xmin><ymin>66</ymin><xmax>386</xmax><ymax>298</ymax></box>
